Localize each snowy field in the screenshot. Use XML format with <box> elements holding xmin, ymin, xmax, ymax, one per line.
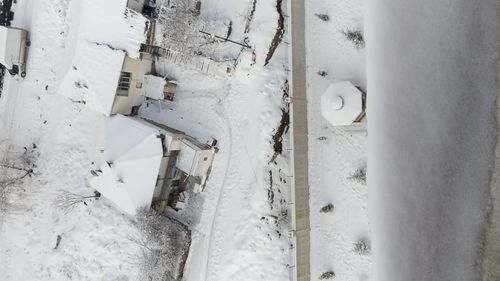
<box><xmin>0</xmin><ymin>0</ymin><xmax>293</xmax><ymax>280</ymax></box>
<box><xmin>305</xmin><ymin>0</ymin><xmax>372</xmax><ymax>280</ymax></box>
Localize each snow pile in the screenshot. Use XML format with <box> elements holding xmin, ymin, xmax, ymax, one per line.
<box><xmin>90</xmin><ymin>115</ymin><xmax>163</xmax><ymax>216</ymax></box>
<box><xmin>367</xmin><ymin>0</ymin><xmax>498</xmax><ymax>280</ymax></box>
<box><xmin>58</xmin><ymin>0</ymin><xmax>148</xmax><ymax>115</ymax></box>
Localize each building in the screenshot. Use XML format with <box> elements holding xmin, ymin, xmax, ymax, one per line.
<box><xmin>111</xmin><ymin>54</ymin><xmax>155</xmax><ymax>115</ymax></box>
<box><xmin>58</xmin><ymin>0</ymin><xmax>150</xmax><ymax>116</ymax></box>
<box><xmin>135</xmin><ymin>118</ymin><xmax>215</xmax><ymax>212</ymax></box>
<box><xmin>0</xmin><ymin>26</ymin><xmax>29</xmax><ymax>77</ymax></box>
<box><xmin>90</xmin><ymin>115</ymin><xmax>216</xmax><ymax>215</ymax></box>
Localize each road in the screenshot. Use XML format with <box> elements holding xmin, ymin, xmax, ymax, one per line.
<box><xmin>288</xmin><ymin>0</ymin><xmax>310</xmax><ymax>280</ymax></box>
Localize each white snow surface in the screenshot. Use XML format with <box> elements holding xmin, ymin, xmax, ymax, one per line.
<box><xmin>89</xmin><ymin>115</ymin><xmax>163</xmax><ymax>216</ymax></box>
<box><xmin>367</xmin><ymin>0</ymin><xmax>497</xmax><ymax>280</ymax></box>
<box><xmin>0</xmin><ymin>0</ymin><xmax>293</xmax><ymax>280</ymax></box>
<box><xmin>305</xmin><ymin>0</ymin><xmax>371</xmax><ymax>280</ymax></box>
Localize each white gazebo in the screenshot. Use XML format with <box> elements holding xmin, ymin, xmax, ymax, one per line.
<box><xmin>321</xmin><ymin>81</ymin><xmax>364</xmax><ymax>126</ymax></box>
<box><xmin>89</xmin><ymin>115</ymin><xmax>163</xmax><ymax>215</ymax></box>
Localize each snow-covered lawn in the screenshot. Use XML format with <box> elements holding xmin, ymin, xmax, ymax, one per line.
<box><xmin>305</xmin><ymin>0</ymin><xmax>371</xmax><ymax>280</ymax></box>
<box><xmin>0</xmin><ymin>0</ymin><xmax>294</xmax><ymax>280</ymax></box>
<box><xmin>142</xmin><ymin>1</ymin><xmax>294</xmax><ymax>280</ymax></box>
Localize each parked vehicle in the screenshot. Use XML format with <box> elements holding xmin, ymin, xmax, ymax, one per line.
<box><xmin>0</xmin><ymin>25</ymin><xmax>29</xmax><ymax>77</ymax></box>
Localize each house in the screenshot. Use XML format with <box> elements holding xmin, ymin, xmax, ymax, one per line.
<box><xmin>58</xmin><ymin>0</ymin><xmax>150</xmax><ymax>116</ymax></box>
<box><xmin>111</xmin><ymin>54</ymin><xmax>155</xmax><ymax>115</ymax></box>
<box><xmin>89</xmin><ymin>115</ymin><xmax>164</xmax><ymax>215</ymax></box>
<box><xmin>134</xmin><ymin>118</ymin><xmax>215</xmax><ymax>212</ymax></box>
<box><xmin>90</xmin><ymin>115</ymin><xmax>216</xmax><ymax>215</ymax></box>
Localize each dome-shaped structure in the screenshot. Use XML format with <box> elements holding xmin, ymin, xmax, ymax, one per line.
<box><xmin>321</xmin><ymin>81</ymin><xmax>363</xmax><ymax>126</ymax></box>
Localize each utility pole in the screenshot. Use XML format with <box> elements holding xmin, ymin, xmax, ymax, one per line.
<box><xmin>198</xmin><ymin>30</ymin><xmax>251</xmax><ymax>49</ymax></box>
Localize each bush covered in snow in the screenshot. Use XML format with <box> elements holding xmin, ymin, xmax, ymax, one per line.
<box><xmin>354</xmin><ymin>239</ymin><xmax>371</xmax><ymax>255</ymax></box>
<box><xmin>319</xmin><ymin>270</ymin><xmax>336</xmax><ymax>279</ymax></box>
<box><xmin>342</xmin><ymin>29</ymin><xmax>365</xmax><ymax>49</ymax></box>
<box><xmin>320</xmin><ymin>203</ymin><xmax>334</xmax><ymax>213</ymax></box>
<box><xmin>348</xmin><ymin>166</ymin><xmax>367</xmax><ymax>185</ymax></box>
<box><xmin>315</xmin><ymin>13</ymin><xmax>330</xmax><ymax>21</ymax></box>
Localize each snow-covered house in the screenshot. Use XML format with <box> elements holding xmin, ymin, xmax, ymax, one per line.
<box><xmin>134</xmin><ymin>118</ymin><xmax>215</xmax><ymax>211</ymax></box>
<box><xmin>58</xmin><ymin>0</ymin><xmax>150</xmax><ymax>116</ymax></box>
<box><xmin>111</xmin><ymin>55</ymin><xmax>155</xmax><ymax>115</ymax></box>
<box><xmin>89</xmin><ymin>115</ymin><xmax>163</xmax><ymax>215</ymax></box>
<box><xmin>90</xmin><ymin>115</ymin><xmax>215</xmax><ymax>215</ymax></box>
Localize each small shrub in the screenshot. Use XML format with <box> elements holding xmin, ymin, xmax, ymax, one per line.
<box><xmin>342</xmin><ymin>29</ymin><xmax>365</xmax><ymax>49</ymax></box>
<box><xmin>354</xmin><ymin>240</ymin><xmax>371</xmax><ymax>255</ymax></box>
<box><xmin>319</xmin><ymin>271</ymin><xmax>336</xmax><ymax>279</ymax></box>
<box><xmin>320</xmin><ymin>203</ymin><xmax>334</xmax><ymax>213</ymax></box>
<box><xmin>348</xmin><ymin>167</ymin><xmax>366</xmax><ymax>185</ymax></box>
<box><xmin>315</xmin><ymin>13</ymin><xmax>330</xmax><ymax>21</ymax></box>
<box><xmin>317</xmin><ymin>70</ymin><xmax>328</xmax><ymax>77</ymax></box>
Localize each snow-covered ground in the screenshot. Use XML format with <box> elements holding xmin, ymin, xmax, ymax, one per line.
<box><xmin>305</xmin><ymin>0</ymin><xmax>372</xmax><ymax>280</ymax></box>
<box><xmin>142</xmin><ymin>1</ymin><xmax>294</xmax><ymax>280</ymax></box>
<box><xmin>0</xmin><ymin>0</ymin><xmax>294</xmax><ymax>280</ymax></box>
<box><xmin>367</xmin><ymin>1</ymin><xmax>499</xmax><ymax>281</ymax></box>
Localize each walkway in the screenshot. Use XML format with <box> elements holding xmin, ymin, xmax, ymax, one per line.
<box><xmin>289</xmin><ymin>0</ymin><xmax>310</xmax><ymax>279</ymax></box>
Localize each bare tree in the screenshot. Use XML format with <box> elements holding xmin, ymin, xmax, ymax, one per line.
<box><xmin>0</xmin><ymin>144</ymin><xmax>38</xmax><ymax>215</ymax></box>
<box><xmin>130</xmin><ymin>208</ymin><xmax>189</xmax><ymax>281</ymax></box>
<box><xmin>54</xmin><ymin>190</ymin><xmax>101</xmax><ymax>213</ymax></box>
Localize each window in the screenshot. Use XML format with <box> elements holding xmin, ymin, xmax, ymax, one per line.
<box><xmin>116</xmin><ymin>72</ymin><xmax>132</xmax><ymax>95</ymax></box>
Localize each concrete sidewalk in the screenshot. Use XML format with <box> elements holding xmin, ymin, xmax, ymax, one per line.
<box><xmin>289</xmin><ymin>0</ymin><xmax>310</xmax><ymax>280</ymax></box>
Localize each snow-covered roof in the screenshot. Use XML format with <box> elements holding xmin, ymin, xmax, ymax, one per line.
<box><xmin>132</xmin><ymin>117</ymin><xmax>212</xmax><ymax>175</ymax></box>
<box><xmin>176</xmin><ymin>140</ymin><xmax>201</xmax><ymax>175</ymax></box>
<box><xmin>59</xmin><ymin>42</ymin><xmax>126</xmax><ymax>115</ymax></box>
<box><xmin>141</xmin><ymin>74</ymin><xmax>166</xmax><ymax>100</ymax></box>
<box><xmin>58</xmin><ymin>0</ymin><xmax>149</xmax><ymax>115</ymax></box>
<box><xmin>321</xmin><ymin>81</ymin><xmax>363</xmax><ymax>126</ymax></box>
<box><xmin>90</xmin><ymin>115</ymin><xmax>163</xmax><ymax>215</ymax></box>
